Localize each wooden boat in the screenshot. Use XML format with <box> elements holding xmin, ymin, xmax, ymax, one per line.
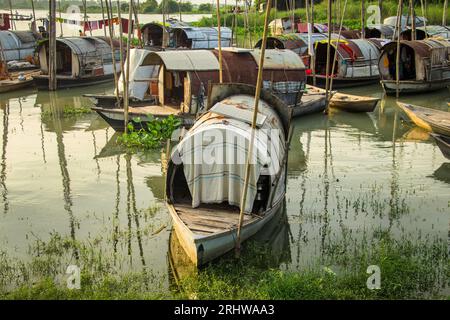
<box><xmin>307</xmin><ymin>85</ymin><xmax>380</xmax><ymax>112</ymax></box>
<box><xmin>431</xmin><ymin>133</ymin><xmax>450</xmax><ymax>160</ymax></box>
<box><xmin>91</xmin><ymin>48</ymin><xmax>306</xmax><ymax>131</ymax></box>
<box><xmin>165</xmin><ymin>83</ymin><xmax>292</xmax><ymax>266</ymax></box>
<box><xmin>379</xmin><ymin>40</ymin><xmax>450</xmax><ymax>95</ymax></box>
<box><xmin>34</xmin><ymin>37</ymin><xmax>122</xmax><ymax>90</ymax></box>
<box><xmin>396</xmin><ymin>102</ymin><xmax>450</xmax><ymax>136</ymax></box>
<box><xmin>291</xmin><ymin>91</ymin><xmax>326</xmax><ymax>117</ymax></box>
<box><xmin>0</xmin><ymin>77</ymin><xmax>33</xmax><ymax>93</ymax></box>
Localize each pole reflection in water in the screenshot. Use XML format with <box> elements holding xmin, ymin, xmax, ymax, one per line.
<box><xmin>49</xmin><ymin>92</ymin><xmax>79</xmax><ymax>261</ymax></box>
<box><xmin>0</xmin><ymin>100</ymin><xmax>9</xmax><ymax>215</ymax></box>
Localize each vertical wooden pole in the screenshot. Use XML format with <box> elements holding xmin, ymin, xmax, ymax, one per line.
<box><xmin>106</xmin><ymin>0</ymin><xmax>120</xmax><ymax>106</ymax></box>
<box><xmin>378</xmin><ymin>0</ymin><xmax>383</xmax><ymax>22</ymax></box>
<box><xmin>49</xmin><ymin>0</ymin><xmax>57</xmax><ymax>91</ymax></box>
<box><xmin>100</xmin><ymin>0</ymin><xmax>108</xmax><ymax>38</ymax></box>
<box><xmin>83</xmin><ymin>0</ymin><xmax>92</xmax><ymax>36</ymax></box>
<box><xmin>420</xmin><ymin>0</ymin><xmax>428</xmax><ymax>39</ymax></box>
<box><xmin>410</xmin><ymin>0</ymin><xmax>416</xmax><ymax>40</ymax></box>
<box><xmin>395</xmin><ymin>0</ymin><xmax>403</xmax><ymax>98</ymax></box>
<box><xmin>443</xmin><ymin>0</ymin><xmax>448</xmax><ymax>26</ymax></box>
<box><xmin>361</xmin><ymin>0</ymin><xmax>365</xmax><ymax>39</ymax></box>
<box><xmin>216</xmin><ymin>0</ymin><xmax>223</xmax><ymax>83</ymax></box>
<box><xmin>31</xmin><ymin>0</ymin><xmax>37</xmax><ymax>32</ymax></box>
<box><xmin>330</xmin><ymin>0</ymin><xmax>347</xmax><ymax>92</ymax></box>
<box><xmin>132</xmin><ymin>0</ymin><xmax>143</xmax><ymax>48</ymax></box>
<box><xmin>311</xmin><ymin>0</ymin><xmax>316</xmax><ymax>85</ymax></box>
<box><xmin>8</xmin><ymin>0</ymin><xmax>14</xmax><ymax>30</ymax></box>
<box><xmin>124</xmin><ymin>0</ymin><xmax>134</xmax><ymax>134</ymax></box>
<box><xmin>324</xmin><ymin>0</ymin><xmax>332</xmax><ymax>113</ymax></box>
<box><xmin>235</xmin><ymin>0</ymin><xmax>271</xmax><ymax>256</ymax></box>
<box><xmin>58</xmin><ymin>0</ymin><xmax>63</xmax><ymax>37</ymax></box>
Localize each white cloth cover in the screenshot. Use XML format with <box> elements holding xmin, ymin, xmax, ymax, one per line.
<box><xmin>117</xmin><ymin>48</ymin><xmax>158</xmax><ymax>100</ymax></box>
<box><xmin>173</xmin><ymin>94</ymin><xmax>286</xmax><ymax>213</ymax></box>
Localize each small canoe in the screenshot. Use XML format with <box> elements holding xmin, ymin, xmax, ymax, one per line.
<box><xmin>291</xmin><ymin>92</ymin><xmax>326</xmax><ymax>117</ymax></box>
<box><xmin>431</xmin><ymin>133</ymin><xmax>450</xmax><ymax>160</ymax></box>
<box><xmin>396</xmin><ymin>102</ymin><xmax>450</xmax><ymax>136</ymax></box>
<box><xmin>0</xmin><ymin>78</ymin><xmax>34</xmax><ymax>93</ymax></box>
<box><xmin>306</xmin><ymin>85</ymin><xmax>380</xmax><ymax>113</ymax></box>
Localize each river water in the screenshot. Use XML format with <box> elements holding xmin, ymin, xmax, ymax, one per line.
<box><xmin>0</xmin><ymin>83</ymin><xmax>449</xmax><ymax>291</ymax></box>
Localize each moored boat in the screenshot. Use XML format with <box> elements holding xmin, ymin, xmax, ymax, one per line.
<box><xmin>33</xmin><ymin>36</ymin><xmax>122</xmax><ymax>90</ymax></box>
<box><xmin>431</xmin><ymin>133</ymin><xmax>450</xmax><ymax>160</ymax></box>
<box><xmin>165</xmin><ymin>83</ymin><xmax>292</xmax><ymax>266</ymax></box>
<box><xmin>397</xmin><ymin>102</ymin><xmax>450</xmax><ymax>136</ymax></box>
<box><xmin>379</xmin><ymin>39</ymin><xmax>450</xmax><ymax>95</ymax></box>
<box><xmin>306</xmin><ymin>85</ymin><xmax>380</xmax><ymax>112</ymax></box>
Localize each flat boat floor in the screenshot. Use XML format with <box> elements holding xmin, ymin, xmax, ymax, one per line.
<box><xmin>174</xmin><ymin>203</ymin><xmax>256</xmax><ymax>235</ymax></box>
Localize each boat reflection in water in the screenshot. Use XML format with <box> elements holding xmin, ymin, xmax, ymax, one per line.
<box><xmin>432</xmin><ymin>163</ymin><xmax>450</xmax><ymax>185</ymax></box>
<box><xmin>167</xmin><ymin>201</ymin><xmax>291</xmax><ymax>289</ymax></box>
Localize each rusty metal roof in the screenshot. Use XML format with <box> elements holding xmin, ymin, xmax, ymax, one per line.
<box><xmin>143</xmin><ymin>50</ymin><xmax>220</xmax><ymax>71</ymax></box>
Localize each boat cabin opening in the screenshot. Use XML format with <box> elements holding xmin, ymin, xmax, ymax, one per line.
<box><xmin>141</xmin><ymin>23</ymin><xmax>166</xmax><ymax>47</ymax></box>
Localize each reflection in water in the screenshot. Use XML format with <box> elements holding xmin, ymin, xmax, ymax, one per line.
<box><xmin>0</xmin><ymin>101</ymin><xmax>9</xmax><ymax>214</ymax></box>
<box><xmin>432</xmin><ymin>163</ymin><xmax>450</xmax><ymax>184</ymax></box>
<box><xmin>49</xmin><ymin>92</ymin><xmax>79</xmax><ymax>260</ymax></box>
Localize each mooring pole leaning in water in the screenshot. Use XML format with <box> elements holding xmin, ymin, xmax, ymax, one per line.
<box><xmin>105</xmin><ymin>0</ymin><xmax>120</xmax><ymax>106</ymax></box>
<box><xmin>216</xmin><ymin>0</ymin><xmax>223</xmax><ymax>83</ymax></box>
<box><xmin>48</xmin><ymin>0</ymin><xmax>57</xmax><ymax>91</ymax></box>
<box><xmin>123</xmin><ymin>0</ymin><xmax>134</xmax><ymax>134</ymax></box>
<box><xmin>235</xmin><ymin>0</ymin><xmax>271</xmax><ymax>257</ymax></box>
<box><xmin>395</xmin><ymin>0</ymin><xmax>403</xmax><ymax>98</ymax></box>
<box><xmin>324</xmin><ymin>0</ymin><xmax>332</xmax><ymax>113</ymax></box>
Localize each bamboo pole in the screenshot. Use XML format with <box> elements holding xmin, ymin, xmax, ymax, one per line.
<box><xmin>49</xmin><ymin>0</ymin><xmax>57</xmax><ymax>91</ymax></box>
<box><xmin>378</xmin><ymin>0</ymin><xmax>383</xmax><ymax>22</ymax></box>
<box><xmin>443</xmin><ymin>0</ymin><xmax>448</xmax><ymax>26</ymax></box>
<box><xmin>123</xmin><ymin>0</ymin><xmax>134</xmax><ymax>134</ymax></box>
<box><xmin>330</xmin><ymin>0</ymin><xmax>348</xmax><ymax>93</ymax></box>
<box><xmin>324</xmin><ymin>0</ymin><xmax>332</xmax><ymax>113</ymax></box>
<box><xmin>420</xmin><ymin>0</ymin><xmax>428</xmax><ymax>39</ymax></box>
<box><xmin>311</xmin><ymin>0</ymin><xmax>316</xmax><ymax>85</ymax></box>
<box><xmin>216</xmin><ymin>0</ymin><xmax>223</xmax><ymax>83</ymax></box>
<box><xmin>58</xmin><ymin>0</ymin><xmax>63</xmax><ymax>37</ymax></box>
<box><xmin>100</xmin><ymin>0</ymin><xmax>108</xmax><ymax>38</ymax></box>
<box><xmin>8</xmin><ymin>0</ymin><xmax>14</xmax><ymax>30</ymax></box>
<box><xmin>31</xmin><ymin>0</ymin><xmax>37</xmax><ymax>32</ymax></box>
<box><xmin>117</xmin><ymin>0</ymin><xmax>126</xmax><ymax>121</ymax></box>
<box><xmin>235</xmin><ymin>0</ymin><xmax>272</xmax><ymax>256</ymax></box>
<box><xmin>361</xmin><ymin>0</ymin><xmax>365</xmax><ymax>39</ymax></box>
<box><xmin>410</xmin><ymin>0</ymin><xmax>416</xmax><ymax>40</ymax></box>
<box><xmin>82</xmin><ymin>0</ymin><xmax>92</xmax><ymax>36</ymax></box>
<box><xmin>132</xmin><ymin>0</ymin><xmax>143</xmax><ymax>48</ymax></box>
<box><xmin>105</xmin><ymin>0</ymin><xmax>120</xmax><ymax>106</ymax></box>
<box><xmin>395</xmin><ymin>0</ymin><xmax>403</xmax><ymax>98</ymax></box>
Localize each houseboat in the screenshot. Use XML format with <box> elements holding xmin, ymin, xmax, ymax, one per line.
<box><xmin>379</xmin><ymin>39</ymin><xmax>450</xmax><ymax>94</ymax></box>
<box><xmin>33</xmin><ymin>36</ymin><xmax>122</xmax><ymax>90</ymax></box>
<box><xmin>90</xmin><ymin>47</ymin><xmax>306</xmax><ymax>131</ymax></box>
<box><xmin>165</xmin><ymin>83</ymin><xmax>292</xmax><ymax>266</ymax></box>
<box><xmin>0</xmin><ymin>30</ymin><xmax>40</xmax><ymax>70</ymax></box>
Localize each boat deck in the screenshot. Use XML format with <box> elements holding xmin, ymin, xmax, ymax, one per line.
<box><xmin>174</xmin><ymin>203</ymin><xmax>256</xmax><ymax>235</ymax></box>
<box><xmin>129</xmin><ymin>105</ymin><xmax>180</xmax><ymax>116</ymax></box>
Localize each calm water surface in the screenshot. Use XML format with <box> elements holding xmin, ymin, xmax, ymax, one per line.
<box><xmin>0</xmin><ymin>83</ymin><xmax>449</xmax><ymax>289</ymax></box>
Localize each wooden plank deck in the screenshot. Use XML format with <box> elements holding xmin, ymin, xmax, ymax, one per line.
<box><xmin>175</xmin><ymin>203</ymin><xmax>256</xmax><ymax>235</ymax></box>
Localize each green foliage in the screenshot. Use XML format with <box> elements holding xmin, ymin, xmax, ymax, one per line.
<box><xmin>41</xmin><ymin>106</ymin><xmax>93</xmax><ymax>118</ymax></box>
<box><xmin>198</xmin><ymin>3</ymin><xmax>213</xmax><ymax>13</ymax></box>
<box><xmin>158</xmin><ymin>0</ymin><xmax>180</xmax><ymax>14</ymax></box>
<box><xmin>142</xmin><ymin>0</ymin><xmax>158</xmax><ymax>13</ymax></box>
<box><xmin>117</xmin><ymin>115</ymin><xmax>181</xmax><ymax>149</ymax></box>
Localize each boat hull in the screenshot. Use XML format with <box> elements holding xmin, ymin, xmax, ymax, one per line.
<box><xmin>431</xmin><ymin>133</ymin><xmax>450</xmax><ymax>160</ymax></box>
<box><xmin>329</xmin><ymin>98</ymin><xmax>379</xmax><ymax>113</ymax></box>
<box><xmin>0</xmin><ymin>79</ymin><xmax>34</xmax><ymax>93</ymax></box>
<box><xmin>33</xmin><ymin>74</ymin><xmax>115</xmax><ymax>90</ymax></box>
<box><xmin>168</xmin><ymin>196</ymin><xmax>285</xmax><ymax>266</ymax></box>
<box><xmin>397</xmin><ymin>102</ymin><xmax>450</xmax><ymax>136</ymax></box>
<box><xmin>291</xmin><ymin>93</ymin><xmax>326</xmax><ymax>117</ymax></box>
<box><xmin>381</xmin><ymin>79</ymin><xmax>450</xmax><ymax>95</ymax></box>
<box><xmin>307</xmin><ymin>75</ymin><xmax>380</xmax><ymax>88</ymax></box>
<box><xmin>84</xmin><ymin>94</ymin><xmax>156</xmax><ymax>109</ymax></box>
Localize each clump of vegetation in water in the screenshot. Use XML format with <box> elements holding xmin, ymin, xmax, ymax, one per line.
<box><xmin>0</xmin><ymin>230</ymin><xmax>448</xmax><ymax>300</ymax></box>
<box><xmin>117</xmin><ymin>115</ymin><xmax>181</xmax><ymax>150</ymax></box>
<box><xmin>41</xmin><ymin>106</ymin><xmax>93</xmax><ymax>117</ymax></box>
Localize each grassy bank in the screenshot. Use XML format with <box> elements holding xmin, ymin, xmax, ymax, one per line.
<box><xmin>1</xmin><ymin>230</ymin><xmax>448</xmax><ymax>299</ymax></box>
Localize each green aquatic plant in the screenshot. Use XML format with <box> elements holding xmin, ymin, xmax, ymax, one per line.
<box><xmin>117</xmin><ymin>115</ymin><xmax>181</xmax><ymax>150</ymax></box>
<box><xmin>41</xmin><ymin>106</ymin><xmax>93</xmax><ymax>117</ymax></box>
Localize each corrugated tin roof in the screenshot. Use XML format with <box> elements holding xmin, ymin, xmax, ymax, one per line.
<box><xmin>151</xmin><ymin>50</ymin><xmax>220</xmax><ymax>71</ymax></box>
<box><xmin>39</xmin><ymin>37</ymin><xmax>113</xmax><ymax>55</ymax></box>
<box><xmin>10</xmin><ymin>31</ymin><xmax>39</xmax><ymax>43</ymax></box>
<box><xmin>250</xmin><ymin>49</ymin><xmax>305</xmax><ymax>70</ymax></box>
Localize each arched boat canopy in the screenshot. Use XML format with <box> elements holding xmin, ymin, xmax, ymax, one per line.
<box><xmin>171</xmin><ymin>26</ymin><xmax>232</xmax><ymax>49</ymax></box>
<box><xmin>37</xmin><ymin>36</ymin><xmax>121</xmax><ymax>77</ymax></box>
<box><xmin>365</xmin><ymin>24</ymin><xmax>395</xmax><ymax>39</ymax></box>
<box><xmin>0</xmin><ymin>30</ymin><xmax>40</xmax><ymax>62</ymax></box>
<box><xmin>400</xmin><ymin>26</ymin><xmax>450</xmax><ymax>40</ymax></box>
<box><xmin>254</xmin><ymin>33</ymin><xmax>329</xmax><ymax>55</ymax></box>
<box><xmin>378</xmin><ymin>39</ymin><xmax>450</xmax><ymax>81</ymax></box>
<box><xmin>141</xmin><ymin>19</ymin><xmax>189</xmax><ymax>48</ymax></box>
<box><xmin>169</xmin><ymin>84</ymin><xmax>288</xmax><ymax>212</ymax></box>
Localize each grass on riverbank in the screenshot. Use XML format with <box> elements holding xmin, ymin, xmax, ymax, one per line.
<box><xmin>1</xmin><ymin>229</ymin><xmax>448</xmax><ymax>300</ymax></box>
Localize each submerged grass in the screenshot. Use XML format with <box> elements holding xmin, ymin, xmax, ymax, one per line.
<box><xmin>41</xmin><ymin>106</ymin><xmax>93</xmax><ymax>117</ymax></box>
<box><xmin>0</xmin><ymin>229</ymin><xmax>448</xmax><ymax>300</ymax></box>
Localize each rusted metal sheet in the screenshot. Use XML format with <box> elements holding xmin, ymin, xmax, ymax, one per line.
<box><xmin>152</xmin><ymin>50</ymin><xmax>220</xmax><ymax>71</ymax></box>
<box><xmin>249</xmin><ymin>49</ymin><xmax>306</xmax><ymax>70</ymax></box>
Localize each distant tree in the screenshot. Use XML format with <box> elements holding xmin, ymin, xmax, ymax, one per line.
<box><xmin>158</xmin><ymin>0</ymin><xmax>179</xmax><ymax>14</ymax></box>
<box><xmin>180</xmin><ymin>1</ymin><xmax>193</xmax><ymax>12</ymax></box>
<box><xmin>142</xmin><ymin>0</ymin><xmax>158</xmax><ymax>13</ymax></box>
<box><xmin>198</xmin><ymin>3</ymin><xmax>213</xmax><ymax>13</ymax></box>
<box><xmin>120</xmin><ymin>2</ymin><xmax>129</xmax><ymax>12</ymax></box>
